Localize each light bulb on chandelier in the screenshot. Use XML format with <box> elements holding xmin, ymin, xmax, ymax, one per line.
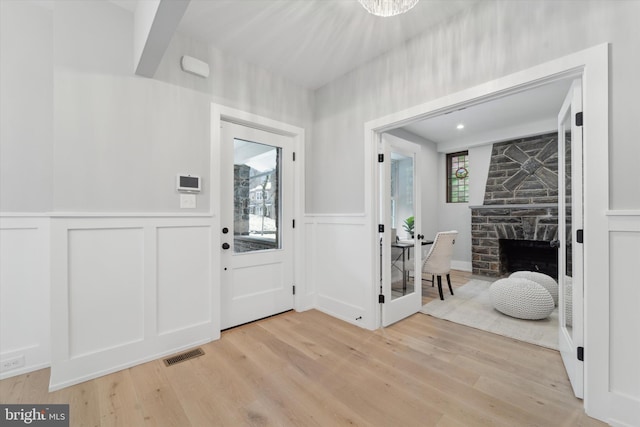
<box><xmin>358</xmin><ymin>0</ymin><xmax>419</xmax><ymax>17</ymax></box>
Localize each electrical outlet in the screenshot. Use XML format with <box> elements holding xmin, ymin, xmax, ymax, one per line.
<box><xmin>0</xmin><ymin>355</ymin><xmax>25</xmax><ymax>372</ymax></box>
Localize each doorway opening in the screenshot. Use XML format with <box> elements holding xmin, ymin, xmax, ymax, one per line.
<box><xmin>367</xmin><ymin>44</ymin><xmax>609</xmax><ymax>409</ymax></box>
<box><xmin>374</xmin><ymin>72</ymin><xmax>579</xmax><ymax>326</ymax></box>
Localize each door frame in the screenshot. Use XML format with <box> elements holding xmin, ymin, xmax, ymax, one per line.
<box><xmin>364</xmin><ymin>44</ymin><xmax>608</xmax><ymax>420</ymax></box>
<box><xmin>211</xmin><ymin>104</ymin><xmax>306</xmax><ymax>337</ymax></box>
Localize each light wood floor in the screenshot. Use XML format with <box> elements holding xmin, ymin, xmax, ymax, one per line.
<box><xmin>421</xmin><ymin>269</ymin><xmax>474</xmax><ymax>305</ymax></box>
<box><xmin>1</xmin><ymin>291</ymin><xmax>604</xmax><ymax>426</ymax></box>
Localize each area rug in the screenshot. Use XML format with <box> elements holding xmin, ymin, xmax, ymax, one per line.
<box><xmin>420</xmin><ymin>279</ymin><xmax>558</xmax><ymax>350</ymax></box>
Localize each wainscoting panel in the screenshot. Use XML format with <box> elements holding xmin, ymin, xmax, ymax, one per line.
<box><xmin>157</xmin><ymin>226</ymin><xmax>212</xmax><ymax>335</ymax></box>
<box><xmin>607</xmin><ymin>212</ymin><xmax>640</xmax><ymax>426</ymax></box>
<box><xmin>0</xmin><ymin>217</ymin><xmax>50</xmax><ymax>379</ymax></box>
<box><xmin>68</xmin><ymin>228</ymin><xmax>145</xmax><ymax>358</ymax></box>
<box><xmin>304</xmin><ymin>215</ymin><xmax>373</xmax><ymax>329</ymax></box>
<box><xmin>302</xmin><ymin>222</ymin><xmax>316</xmax><ymax>308</ymax></box>
<box><xmin>49</xmin><ymin>216</ymin><xmax>215</xmax><ymax>391</ymax></box>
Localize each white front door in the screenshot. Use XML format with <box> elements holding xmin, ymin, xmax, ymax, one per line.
<box><xmin>380</xmin><ymin>134</ymin><xmax>422</xmax><ymax>326</ymax></box>
<box><xmin>557</xmin><ymin>79</ymin><xmax>584</xmax><ymax>398</ymax></box>
<box><xmin>220</xmin><ymin>121</ymin><xmax>294</xmax><ymax>329</ymax></box>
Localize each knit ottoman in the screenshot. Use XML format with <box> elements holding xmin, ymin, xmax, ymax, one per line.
<box><xmin>510</xmin><ymin>271</ymin><xmax>559</xmax><ymax>306</ymax></box>
<box><xmin>490</xmin><ymin>278</ymin><xmax>555</xmax><ymax>320</ymax></box>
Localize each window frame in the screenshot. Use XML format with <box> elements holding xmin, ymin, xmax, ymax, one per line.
<box><xmin>446</xmin><ymin>150</ymin><xmax>469</xmax><ymax>203</ymax></box>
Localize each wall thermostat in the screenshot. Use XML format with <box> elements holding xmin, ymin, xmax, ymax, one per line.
<box><xmin>176</xmin><ymin>174</ymin><xmax>201</xmax><ymax>193</ymax></box>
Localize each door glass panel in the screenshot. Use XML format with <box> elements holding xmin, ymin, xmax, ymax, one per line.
<box><xmin>562</xmin><ymin>114</ymin><xmax>573</xmax><ymax>335</ymax></box>
<box><xmin>233</xmin><ymin>139</ymin><xmax>281</xmax><ymax>253</ymax></box>
<box><xmin>390</xmin><ymin>152</ymin><xmax>414</xmax><ymax>300</ymax></box>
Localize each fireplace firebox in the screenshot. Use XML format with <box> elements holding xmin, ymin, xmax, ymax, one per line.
<box><xmin>499</xmin><ymin>239</ymin><xmax>558</xmax><ymax>279</ymax></box>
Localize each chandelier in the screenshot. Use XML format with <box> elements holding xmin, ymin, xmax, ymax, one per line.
<box><xmin>358</xmin><ymin>0</ymin><xmax>419</xmax><ymax>17</ymax></box>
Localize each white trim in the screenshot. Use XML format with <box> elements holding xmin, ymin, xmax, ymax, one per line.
<box><xmin>1</xmin><ymin>212</ymin><xmax>213</xmax><ymax>218</ymax></box>
<box><xmin>605</xmin><ymin>213</ymin><xmax>640</xmax><ymax>426</ymax></box>
<box><xmin>0</xmin><ymin>217</ymin><xmax>51</xmax><ymax>380</ymax></box>
<box><xmin>303</xmin><ymin>215</ymin><xmax>367</xmax><ymax>225</ymax></box>
<box><xmin>608</xmin><ymin>214</ymin><xmax>640</xmax><ymax>232</ymax></box>
<box><xmin>49</xmin><ymin>337</ymin><xmax>210</xmax><ymax>392</ymax></box>
<box><xmin>304</xmin><ymin>213</ymin><xmax>367</xmax><ymax>218</ymax></box>
<box><xmin>49</xmin><ymin>212</ymin><xmax>213</xmax><ymax>218</ymax></box>
<box><xmin>314</xmin><ymin>295</ymin><xmax>366</xmax><ymax>324</ymax></box>
<box><xmin>364</xmin><ymin>43</ymin><xmax>610</xmax><ymax>423</ymax></box>
<box><xmin>606</xmin><ymin>210</ymin><xmax>640</xmax><ymax>217</ymax></box>
<box><xmin>0</xmin><ymin>361</ymin><xmax>50</xmax><ymax>381</ymax></box>
<box><xmin>451</xmin><ymin>260</ymin><xmax>472</xmax><ymax>272</ymax></box>
<box><xmin>0</xmin><ymin>212</ymin><xmax>51</xmax><ymax>218</ymax></box>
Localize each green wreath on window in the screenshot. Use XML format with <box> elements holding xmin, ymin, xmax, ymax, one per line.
<box><xmin>455</xmin><ymin>167</ymin><xmax>469</xmax><ymax>179</ymax></box>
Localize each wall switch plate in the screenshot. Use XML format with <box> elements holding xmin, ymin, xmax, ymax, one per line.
<box><xmin>0</xmin><ymin>355</ymin><xmax>25</xmax><ymax>372</ymax></box>
<box><xmin>180</xmin><ymin>193</ymin><xmax>196</xmax><ymax>209</ymax></box>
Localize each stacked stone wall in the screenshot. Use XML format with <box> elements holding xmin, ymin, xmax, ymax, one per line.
<box><xmin>472</xmin><ymin>132</ymin><xmax>560</xmax><ymax>277</ymax></box>
<box><xmin>471</xmin><ymin>207</ymin><xmax>558</xmax><ymax>276</ymax></box>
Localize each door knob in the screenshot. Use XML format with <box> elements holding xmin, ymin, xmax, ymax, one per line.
<box><xmin>222</xmin><ymin>243</ymin><xmax>230</xmax><ymax>250</ymax></box>
<box><xmin>417</xmin><ymin>234</ymin><xmax>424</xmax><ymax>240</ymax></box>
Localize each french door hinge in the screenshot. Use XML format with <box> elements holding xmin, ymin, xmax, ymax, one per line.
<box><xmin>378</xmin><ymin>224</ymin><xmax>384</xmax><ymax>233</ymax></box>
<box><xmin>293</xmin><ymin>152</ymin><xmax>296</xmax><ymax>161</ymax></box>
<box><xmin>577</xmin><ymin>346</ymin><xmax>584</xmax><ymax>361</ymax></box>
<box><xmin>293</xmin><ymin>285</ymin><xmax>296</xmax><ymax>295</ymax></box>
<box><xmin>576</xmin><ymin>229</ymin><xmax>583</xmax><ymax>244</ymax></box>
<box><xmin>292</xmin><ymin>219</ymin><xmax>295</xmax><ymax>228</ymax></box>
<box><xmin>378</xmin><ymin>294</ymin><xmax>385</xmax><ymax>304</ymax></box>
<box><xmin>576</xmin><ymin>112</ymin><xmax>583</xmax><ymax>127</ymax></box>
<box><xmin>378</xmin><ymin>153</ymin><xmax>384</xmax><ymax>162</ymax></box>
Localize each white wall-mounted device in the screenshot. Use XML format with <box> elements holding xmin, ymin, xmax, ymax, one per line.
<box><xmin>180</xmin><ymin>55</ymin><xmax>210</xmax><ymax>78</ymax></box>
<box><xmin>176</xmin><ymin>174</ymin><xmax>201</xmax><ymax>193</ymax></box>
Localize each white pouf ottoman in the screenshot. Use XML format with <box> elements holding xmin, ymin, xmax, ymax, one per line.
<box><xmin>490</xmin><ymin>278</ymin><xmax>555</xmax><ymax>320</ymax></box>
<box><xmin>510</xmin><ymin>271</ymin><xmax>559</xmax><ymax>306</ymax></box>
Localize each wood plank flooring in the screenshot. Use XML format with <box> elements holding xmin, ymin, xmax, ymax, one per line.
<box><xmin>1</xmin><ymin>283</ymin><xmax>604</xmax><ymax>426</ymax></box>
<box><xmin>421</xmin><ymin>269</ymin><xmax>474</xmax><ymax>305</ymax></box>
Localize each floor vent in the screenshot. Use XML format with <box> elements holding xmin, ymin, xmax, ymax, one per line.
<box><xmin>163</xmin><ymin>348</ymin><xmax>205</xmax><ymax>367</ymax></box>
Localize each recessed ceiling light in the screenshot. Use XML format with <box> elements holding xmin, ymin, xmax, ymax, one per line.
<box><xmin>456</xmin><ymin>124</ymin><xmax>465</xmax><ymax>130</ymax></box>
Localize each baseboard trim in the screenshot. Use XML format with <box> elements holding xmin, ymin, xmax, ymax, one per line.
<box><xmin>452</xmin><ymin>260</ymin><xmax>472</xmax><ymax>272</ymax></box>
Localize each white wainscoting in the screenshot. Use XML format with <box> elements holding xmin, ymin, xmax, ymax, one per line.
<box><xmin>49</xmin><ymin>215</ymin><xmax>216</xmax><ymax>391</ymax></box>
<box><xmin>303</xmin><ymin>215</ymin><xmax>375</xmax><ymax>330</ymax></box>
<box><xmin>0</xmin><ymin>216</ymin><xmax>50</xmax><ymax>379</ymax></box>
<box><xmin>606</xmin><ymin>211</ymin><xmax>640</xmax><ymax>427</ymax></box>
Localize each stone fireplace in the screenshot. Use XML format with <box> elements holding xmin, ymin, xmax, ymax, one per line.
<box><xmin>471</xmin><ymin>133</ymin><xmax>560</xmax><ymax>278</ymax></box>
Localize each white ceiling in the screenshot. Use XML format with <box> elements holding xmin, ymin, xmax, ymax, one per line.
<box><xmin>111</xmin><ymin>0</ymin><xmax>480</xmax><ymax>90</ymax></box>
<box><xmin>110</xmin><ymin>0</ymin><xmax>572</xmax><ymax>146</ymax></box>
<box><xmin>401</xmin><ymin>78</ymin><xmax>574</xmax><ymax>149</ymax></box>
<box><xmin>177</xmin><ymin>0</ymin><xmax>481</xmax><ymax>89</ymax></box>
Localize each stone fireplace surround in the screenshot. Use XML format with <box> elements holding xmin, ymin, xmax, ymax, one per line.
<box><xmin>471</xmin><ymin>133</ymin><xmax>560</xmax><ymax>277</ymax></box>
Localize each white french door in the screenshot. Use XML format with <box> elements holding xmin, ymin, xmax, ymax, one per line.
<box><xmin>380</xmin><ymin>134</ymin><xmax>422</xmax><ymax>327</ymax></box>
<box><xmin>557</xmin><ymin>79</ymin><xmax>584</xmax><ymax>399</ymax></box>
<box><xmin>220</xmin><ymin>121</ymin><xmax>294</xmax><ymax>330</ymax></box>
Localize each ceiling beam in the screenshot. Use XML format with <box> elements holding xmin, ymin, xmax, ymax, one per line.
<box><xmin>133</xmin><ymin>0</ymin><xmax>190</xmax><ymax>78</ymax></box>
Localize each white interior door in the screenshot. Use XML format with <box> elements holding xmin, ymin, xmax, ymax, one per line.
<box><xmin>557</xmin><ymin>79</ymin><xmax>584</xmax><ymax>398</ymax></box>
<box><xmin>220</xmin><ymin>121</ymin><xmax>294</xmax><ymax>329</ymax></box>
<box><xmin>380</xmin><ymin>134</ymin><xmax>422</xmax><ymax>327</ymax></box>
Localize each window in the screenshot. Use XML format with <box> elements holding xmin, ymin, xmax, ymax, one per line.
<box><xmin>447</xmin><ymin>151</ymin><xmax>469</xmax><ymax>203</ymax></box>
